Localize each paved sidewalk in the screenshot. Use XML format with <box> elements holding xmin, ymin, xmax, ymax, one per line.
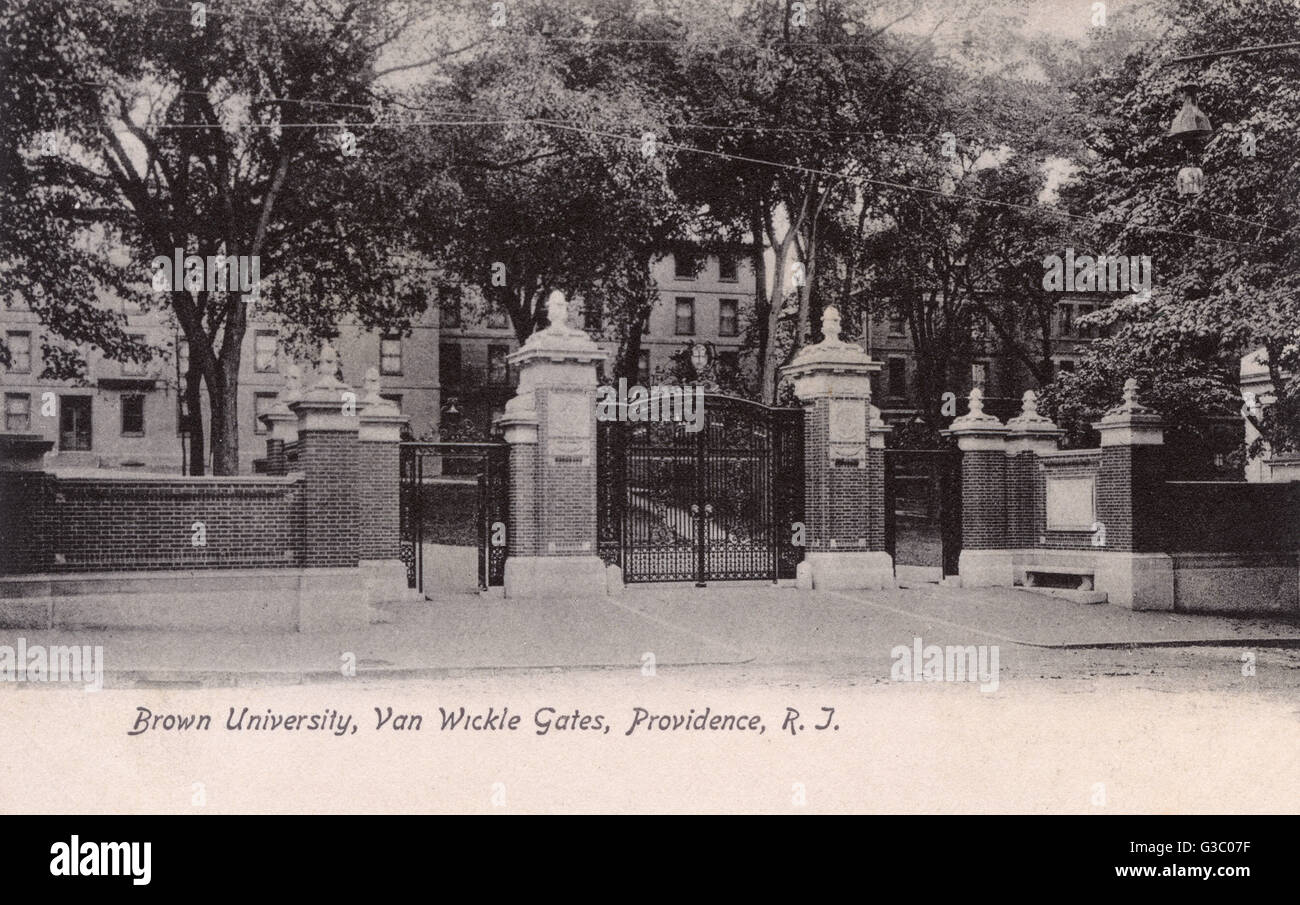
<box><xmin>2</xmin><ymin>583</ymin><xmax>1298</xmax><ymax>686</ymax></box>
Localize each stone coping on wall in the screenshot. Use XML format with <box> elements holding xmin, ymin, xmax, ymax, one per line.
<box><xmin>45</xmin><ymin>467</ymin><xmax>305</xmax><ymax>484</ymax></box>
<box><xmin>1035</xmin><ymin>448</ymin><xmax>1102</xmax><ymax>462</ymax></box>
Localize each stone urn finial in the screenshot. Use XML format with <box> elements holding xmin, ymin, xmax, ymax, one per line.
<box><xmin>284</xmin><ymin>364</ymin><xmax>303</xmax><ymax>402</ymax></box>
<box><xmin>1020</xmin><ymin>389</ymin><xmax>1039</xmax><ymax>418</ymax></box>
<box><xmin>1107</xmin><ymin>377</ymin><xmax>1153</xmax><ymax>416</ymax></box>
<box><xmin>309</xmin><ymin>343</ymin><xmax>347</xmax><ymax>393</ymax></box>
<box><xmin>546</xmin><ymin>290</ymin><xmax>569</xmax><ymax>328</ymax></box>
<box><xmin>363</xmin><ymin>366</ymin><xmax>382</xmax><ymax>403</ymax></box>
<box><xmin>822</xmin><ymin>306</ymin><xmax>842</xmax><ymax>342</ymax></box>
<box><xmin>968</xmin><ymin>386</ymin><xmax>986</xmax><ymax>417</ymax></box>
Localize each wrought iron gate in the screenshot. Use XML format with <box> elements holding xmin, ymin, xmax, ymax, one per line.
<box><xmin>597</xmin><ymin>394</ymin><xmax>803</xmax><ymax>584</ymax></box>
<box><xmin>400</xmin><ymin>442</ymin><xmax>508</xmax><ymax>594</ymax></box>
<box><xmin>883</xmin><ymin>448</ymin><xmax>961</xmax><ymax>578</ymax></box>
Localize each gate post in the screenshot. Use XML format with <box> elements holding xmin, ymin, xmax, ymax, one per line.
<box><xmin>357</xmin><ymin>368</ymin><xmax>413</xmax><ymax>603</ymax></box>
<box><xmin>783</xmin><ymin>307</ymin><xmax>894</xmax><ymax>590</ymax></box>
<box><xmin>287</xmin><ymin>344</ymin><xmax>367</xmax><ymax>629</ymax></box>
<box><xmin>1005</xmin><ymin>390</ymin><xmax>1063</xmax><ymax>552</ymax></box>
<box><xmin>945</xmin><ymin>388</ymin><xmax>1011</xmax><ymax>587</ymax></box>
<box><xmin>499</xmin><ymin>291</ymin><xmax>609</xmax><ymax>598</ymax></box>
<box><xmin>259</xmin><ymin>364</ymin><xmax>302</xmax><ymax>476</ymax></box>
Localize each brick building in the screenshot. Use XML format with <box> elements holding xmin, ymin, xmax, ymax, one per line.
<box><xmin>0</xmin><ymin>295</ymin><xmax>437</xmax><ymax>474</ymax></box>
<box><xmin>436</xmin><ymin>247</ymin><xmax>756</xmax><ymax>438</ymax></box>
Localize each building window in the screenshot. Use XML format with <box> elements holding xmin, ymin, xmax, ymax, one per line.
<box><xmin>971</xmin><ymin>361</ymin><xmax>988</xmax><ymax>389</ymax></box>
<box><xmin>59</xmin><ymin>396</ymin><xmax>92</xmax><ymax>451</ymax></box>
<box><xmin>487</xmin><ymin>344</ymin><xmax>510</xmax><ymax>386</ymax></box>
<box><xmin>439</xmin><ymin>343</ymin><xmax>462</xmax><ymax>388</ymax></box>
<box><xmin>1077</xmin><ymin>304</ymin><xmax>1097</xmax><ymax>339</ymax></box>
<box><xmin>887</xmin><ymin>358</ymin><xmax>907</xmax><ymax>398</ymax></box>
<box><xmin>1057</xmin><ymin>359</ymin><xmax>1076</xmax><ymax>373</ymax></box>
<box><xmin>380</xmin><ymin>393</ymin><xmax>402</xmax><ymax>412</ymax></box>
<box><xmin>487</xmin><ymin>302</ymin><xmax>508</xmax><ymax>330</ymax></box>
<box><xmin>254</xmin><ymin>331</ymin><xmax>278</xmax><ymax>373</ymax></box>
<box><xmin>637</xmin><ymin>350</ymin><xmax>650</xmax><ymax>385</ymax></box>
<box><xmin>4</xmin><ymin>393</ymin><xmax>31</xmax><ymax>432</ymax></box>
<box><xmin>888</xmin><ymin>314</ymin><xmax>906</xmax><ymax>337</ymax></box>
<box><xmin>675</xmin><ymin>297</ymin><xmax>696</xmax><ymax>335</ymax></box>
<box><xmin>717</xmin><ymin>350</ymin><xmax>740</xmax><ymax>379</ymax></box>
<box><xmin>674</xmin><ymin>252</ymin><xmax>699</xmax><ymax>280</ymax></box>
<box><xmin>718</xmin><ymin>299</ymin><xmax>739</xmax><ymax>337</ymax></box>
<box><xmin>439</xmin><ymin>287</ymin><xmax>462</xmax><ymax>328</ymax></box>
<box><xmin>122</xmin><ymin>333</ymin><xmax>147</xmax><ymax>376</ymax></box>
<box><xmin>380</xmin><ymin>335</ymin><xmax>402</xmax><ymax>376</ymax></box>
<box><xmin>253</xmin><ymin>392</ymin><xmax>276</xmax><ymax>435</ymax></box>
<box><xmin>6</xmin><ymin>331</ymin><xmax>32</xmax><ymax>373</ymax></box>
<box><xmin>1059</xmin><ymin>303</ymin><xmax>1075</xmax><ymax>337</ymax></box>
<box><xmin>718</xmin><ymin>255</ymin><xmax>738</xmax><ymax>282</ymax></box>
<box><xmin>176</xmin><ymin>339</ymin><xmax>190</xmax><ymax>379</ymax></box>
<box><xmin>584</xmin><ymin>297</ymin><xmax>603</xmax><ymax>331</ymax></box>
<box><xmin>120</xmin><ymin>393</ymin><xmax>145</xmax><ymax>436</ymax></box>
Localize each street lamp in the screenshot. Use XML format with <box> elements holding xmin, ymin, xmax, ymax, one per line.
<box><xmin>1166</xmin><ymin>83</ymin><xmax>1211</xmax><ymax>196</ymax></box>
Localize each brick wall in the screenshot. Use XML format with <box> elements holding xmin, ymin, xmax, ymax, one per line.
<box><xmin>1034</xmin><ymin>451</ymin><xmax>1101</xmax><ymax>551</ymax></box>
<box><xmin>960</xmin><ymin>450</ymin><xmax>1007</xmax><ymax>550</ymax></box>
<box><xmin>0</xmin><ymin>472</ymin><xmax>304</xmax><ymax>573</ymax></box>
<box><xmin>297</xmin><ymin>429</ymin><xmax>359</xmax><ymax>567</ymax></box>
<box><xmin>536</xmin><ymin>391</ymin><xmax>597</xmax><ymax>557</ymax></box>
<box><xmin>358</xmin><ymin>442</ymin><xmax>399</xmax><ymax>560</ymax></box>
<box><xmin>803</xmin><ymin>398</ymin><xmax>874</xmax><ymax>552</ymax></box>
<box><xmin>509</xmin><ymin>442</ymin><xmax>540</xmax><ymax>558</ymax></box>
<box><xmin>1154</xmin><ymin>481</ymin><xmax>1300</xmax><ymax>553</ymax></box>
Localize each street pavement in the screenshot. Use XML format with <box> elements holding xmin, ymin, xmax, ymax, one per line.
<box><xmin>2</xmin><ymin>579</ymin><xmax>1298</xmax><ymax>687</ymax></box>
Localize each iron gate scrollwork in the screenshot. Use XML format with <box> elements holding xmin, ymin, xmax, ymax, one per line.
<box><xmin>400</xmin><ymin>442</ymin><xmax>508</xmax><ymax>594</ymax></box>
<box><xmin>597</xmin><ymin>394</ymin><xmax>804</xmax><ymax>584</ymax></box>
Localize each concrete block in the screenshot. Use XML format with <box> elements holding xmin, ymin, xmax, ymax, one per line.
<box><xmin>805</xmin><ymin>551</ymin><xmax>895</xmax><ymax>590</ymax></box>
<box><xmin>504</xmin><ymin>555</ymin><xmax>607</xmax><ymax>599</ymax></box>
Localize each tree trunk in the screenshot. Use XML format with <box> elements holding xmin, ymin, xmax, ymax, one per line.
<box><xmin>207</xmin><ymin>361</ymin><xmax>241</xmax><ymax>475</ymax></box>
<box><xmin>184</xmin><ymin>368</ymin><xmax>205</xmax><ymax>476</ymax></box>
<box><xmin>749</xmin><ymin>205</ymin><xmax>770</xmax><ymax>400</ymax></box>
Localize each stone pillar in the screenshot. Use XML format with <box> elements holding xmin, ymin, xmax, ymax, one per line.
<box><xmin>1091</xmin><ymin>378</ymin><xmax>1173</xmax><ymax>610</ymax></box>
<box><xmin>499</xmin><ymin>291</ymin><xmax>609</xmax><ymax>598</ymax></box>
<box><xmin>259</xmin><ymin>365</ymin><xmax>302</xmax><ymax>476</ymax></box>
<box><xmin>945</xmin><ymin>388</ymin><xmax>1012</xmax><ymax>587</ymax></box>
<box><xmin>1004</xmin><ymin>390</ymin><xmax>1063</xmax><ymax>550</ymax></box>
<box><xmin>287</xmin><ymin>345</ymin><xmax>368</xmax><ymax>629</ymax></box>
<box><xmin>357</xmin><ymin>367</ymin><xmax>412</xmax><ymax>603</ymax></box>
<box><xmin>782</xmin><ymin>307</ymin><xmax>893</xmax><ymax>590</ymax></box>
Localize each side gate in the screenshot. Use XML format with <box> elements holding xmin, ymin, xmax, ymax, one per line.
<box><xmin>883</xmin><ymin>448</ymin><xmax>962</xmax><ymax>579</ymax></box>
<box><xmin>400</xmin><ymin>442</ymin><xmax>508</xmax><ymax>595</ymax></box>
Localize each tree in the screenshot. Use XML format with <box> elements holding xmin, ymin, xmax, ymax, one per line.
<box><xmin>1047</xmin><ymin>0</ymin><xmax>1300</xmax><ymax>459</ymax></box>
<box><xmin>1</xmin><ymin>0</ymin><xmax>440</xmax><ymax>473</ymax></box>
<box><xmin>391</xmin><ymin>0</ymin><xmax>692</xmax><ymax>367</ymax></box>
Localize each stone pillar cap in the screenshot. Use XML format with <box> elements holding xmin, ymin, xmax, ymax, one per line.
<box><xmin>358</xmin><ymin>367</ymin><xmax>402</xmax><ymax>419</ymax></box>
<box><xmin>1091</xmin><ymin>378</ymin><xmax>1164</xmax><ymax>444</ymax></box>
<box><xmin>944</xmin><ymin>388</ymin><xmax>1008</xmax><ymax>435</ymax></box>
<box><xmin>1006</xmin><ymin>390</ymin><xmax>1064</xmax><ymax>436</ymax></box>
<box><xmin>782</xmin><ymin>306</ymin><xmax>880</xmax><ymax>379</ymax></box>
<box><xmin>506</xmin><ymin>291</ymin><xmax>608</xmax><ymax>364</ymax></box>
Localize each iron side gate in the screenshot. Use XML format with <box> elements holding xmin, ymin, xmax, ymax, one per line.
<box><xmin>597</xmin><ymin>394</ymin><xmax>804</xmax><ymax>584</ymax></box>
<box><xmin>883</xmin><ymin>448</ymin><xmax>961</xmax><ymax>578</ymax></box>
<box><xmin>400</xmin><ymin>442</ymin><xmax>508</xmax><ymax>594</ymax></box>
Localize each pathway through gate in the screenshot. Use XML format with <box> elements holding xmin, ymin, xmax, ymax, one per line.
<box><xmin>883</xmin><ymin>448</ymin><xmax>962</xmax><ymax>579</ymax></box>
<box><xmin>597</xmin><ymin>394</ymin><xmax>804</xmax><ymax>585</ymax></box>
<box><xmin>399</xmin><ymin>442</ymin><xmax>508</xmax><ymax>595</ymax></box>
